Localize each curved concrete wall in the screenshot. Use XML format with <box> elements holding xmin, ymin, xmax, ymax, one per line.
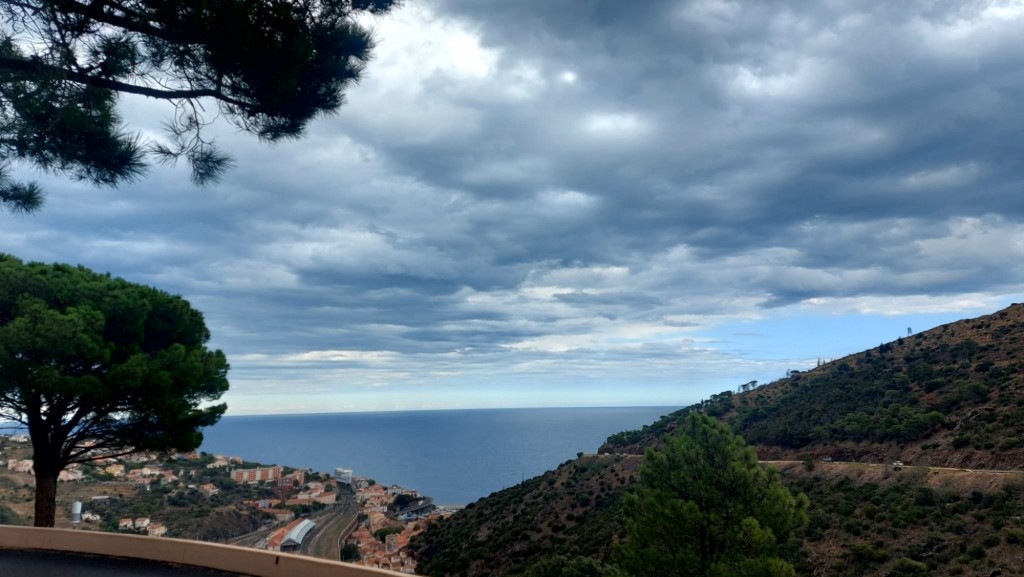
<box><xmin>0</xmin><ymin>526</ymin><xmax>397</xmax><ymax>577</ymax></box>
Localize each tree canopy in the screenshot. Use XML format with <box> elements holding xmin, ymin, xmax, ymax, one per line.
<box><xmin>522</xmin><ymin>556</ymin><xmax>628</xmax><ymax>577</ymax></box>
<box><xmin>0</xmin><ymin>0</ymin><xmax>399</xmax><ymax>213</ymax></box>
<box><xmin>615</xmin><ymin>413</ymin><xmax>808</xmax><ymax>577</ymax></box>
<box><xmin>0</xmin><ymin>254</ymin><xmax>229</xmax><ymax>526</ymax></box>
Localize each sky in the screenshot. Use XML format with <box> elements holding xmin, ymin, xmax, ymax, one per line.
<box><xmin>3</xmin><ymin>0</ymin><xmax>1024</xmax><ymax>415</ymax></box>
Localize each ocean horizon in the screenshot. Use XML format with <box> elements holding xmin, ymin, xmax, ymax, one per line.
<box><xmin>198</xmin><ymin>406</ymin><xmax>677</xmax><ymax>505</ymax></box>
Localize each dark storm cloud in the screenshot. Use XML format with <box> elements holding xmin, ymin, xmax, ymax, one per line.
<box><xmin>347</xmin><ymin>0</ymin><xmax>1024</xmax><ymax>286</ymax></box>
<box><xmin>4</xmin><ymin>0</ymin><xmax>1024</xmax><ymax>411</ymax></box>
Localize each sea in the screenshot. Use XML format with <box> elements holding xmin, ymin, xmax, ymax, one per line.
<box><xmin>198</xmin><ymin>406</ymin><xmax>676</xmax><ymax>506</ymax></box>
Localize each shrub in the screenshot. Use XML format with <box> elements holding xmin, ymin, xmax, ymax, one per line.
<box><xmin>888</xmin><ymin>558</ymin><xmax>928</xmax><ymax>576</ymax></box>
<box><xmin>1003</xmin><ymin>528</ymin><xmax>1024</xmax><ymax>544</ymax></box>
<box><xmin>982</xmin><ymin>534</ymin><xmax>1001</xmax><ymax>548</ymax></box>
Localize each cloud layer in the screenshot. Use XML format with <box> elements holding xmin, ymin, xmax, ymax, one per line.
<box><xmin>4</xmin><ymin>0</ymin><xmax>1024</xmax><ymax>413</ymax></box>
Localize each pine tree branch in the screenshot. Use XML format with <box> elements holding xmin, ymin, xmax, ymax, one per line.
<box><xmin>0</xmin><ymin>55</ymin><xmax>252</xmax><ymax>110</ymax></box>
<box><xmin>52</xmin><ymin>0</ymin><xmax>178</xmax><ymax>43</ymax></box>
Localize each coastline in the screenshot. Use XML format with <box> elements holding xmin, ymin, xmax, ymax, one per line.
<box><xmin>199</xmin><ymin>406</ymin><xmax>677</xmax><ymax>506</ymax></box>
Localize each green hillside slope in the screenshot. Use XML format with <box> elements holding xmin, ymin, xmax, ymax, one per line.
<box><xmin>605</xmin><ymin>303</ymin><xmax>1024</xmax><ymax>469</ymax></box>
<box><xmin>412</xmin><ymin>304</ymin><xmax>1024</xmax><ymax>577</ymax></box>
<box><xmin>410</xmin><ymin>454</ymin><xmax>640</xmax><ymax>576</ymax></box>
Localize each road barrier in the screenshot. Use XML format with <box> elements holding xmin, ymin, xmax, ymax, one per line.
<box><xmin>0</xmin><ymin>526</ymin><xmax>395</xmax><ymax>577</ymax></box>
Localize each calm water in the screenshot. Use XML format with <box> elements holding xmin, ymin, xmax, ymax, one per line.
<box><xmin>199</xmin><ymin>406</ymin><xmax>674</xmax><ymax>505</ymax></box>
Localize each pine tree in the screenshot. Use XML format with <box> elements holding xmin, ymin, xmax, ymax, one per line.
<box><xmin>1</xmin><ymin>0</ymin><xmax>399</xmax><ymax>212</ymax></box>
<box><xmin>0</xmin><ymin>254</ymin><xmax>229</xmax><ymax>526</ymax></box>
<box><xmin>615</xmin><ymin>413</ymin><xmax>808</xmax><ymax>577</ymax></box>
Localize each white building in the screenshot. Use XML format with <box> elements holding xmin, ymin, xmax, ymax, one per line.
<box><xmin>334</xmin><ymin>467</ymin><xmax>353</xmax><ymax>485</ymax></box>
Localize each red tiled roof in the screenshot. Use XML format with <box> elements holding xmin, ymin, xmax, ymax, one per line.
<box><xmin>267</xmin><ymin>518</ymin><xmax>305</xmax><ymax>549</ymax></box>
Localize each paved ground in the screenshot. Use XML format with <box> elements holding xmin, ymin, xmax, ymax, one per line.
<box><xmin>0</xmin><ymin>549</ymin><xmax>250</xmax><ymax>577</ymax></box>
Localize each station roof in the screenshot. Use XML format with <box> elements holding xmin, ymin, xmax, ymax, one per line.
<box><xmin>282</xmin><ymin>519</ymin><xmax>316</xmax><ymax>547</ymax></box>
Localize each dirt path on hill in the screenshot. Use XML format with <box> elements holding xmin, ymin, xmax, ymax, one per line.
<box><xmin>592</xmin><ymin>453</ymin><xmax>1024</xmax><ymax>491</ymax></box>
<box><xmin>762</xmin><ymin>459</ymin><xmax>1024</xmax><ymax>475</ymax></box>
<box><xmin>766</xmin><ymin>460</ymin><xmax>1024</xmax><ymax>493</ymax></box>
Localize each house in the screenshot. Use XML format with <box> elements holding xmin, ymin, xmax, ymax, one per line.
<box><xmin>356</xmin><ymin>484</ymin><xmax>387</xmax><ymax>504</ymax></box>
<box><xmin>105</xmin><ymin>464</ymin><xmax>126</xmax><ymax>477</ymax></box>
<box><xmin>82</xmin><ymin>512</ymin><xmax>101</xmax><ymax>523</ymax></box>
<box><xmin>278</xmin><ymin>470</ymin><xmax>305</xmax><ymax>488</ymax></box>
<box><xmin>200</xmin><ymin>483</ymin><xmax>220</xmax><ymax>497</ymax></box>
<box><xmin>147</xmin><ymin>522</ymin><xmax>167</xmax><ymax>537</ymax></box>
<box><xmin>7</xmin><ymin>459</ymin><xmax>33</xmax><ymax>473</ymax></box>
<box><xmin>126</xmin><ymin>472</ymin><xmax>150</xmax><ymax>487</ymax></box>
<box><xmin>123</xmin><ymin>452</ymin><xmax>156</xmax><ymax>463</ymax></box>
<box><xmin>134</xmin><ymin>517</ymin><xmax>151</xmax><ymax>529</ymax></box>
<box><xmin>314</xmin><ymin>493</ymin><xmax>337</xmax><ymax>505</ymax></box>
<box><xmin>118</xmin><ymin>518</ymin><xmax>134</xmax><ymax>530</ymax></box>
<box><xmin>297</xmin><ymin>481</ymin><xmax>324</xmax><ymax>500</ymax></box>
<box><xmin>366</xmin><ymin>512</ymin><xmax>390</xmax><ymax>531</ymax></box>
<box><xmin>58</xmin><ymin>468</ymin><xmax>84</xmax><ymax>482</ymax></box>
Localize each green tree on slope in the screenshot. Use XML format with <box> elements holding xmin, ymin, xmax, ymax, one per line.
<box><xmin>0</xmin><ymin>254</ymin><xmax>229</xmax><ymax>526</ymax></box>
<box><xmin>616</xmin><ymin>413</ymin><xmax>807</xmax><ymax>577</ymax></box>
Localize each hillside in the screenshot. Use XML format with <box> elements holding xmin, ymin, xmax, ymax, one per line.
<box><xmin>412</xmin><ymin>303</ymin><xmax>1024</xmax><ymax>577</ymax></box>
<box><xmin>409</xmin><ymin>455</ymin><xmax>639</xmax><ymax>576</ymax></box>
<box><xmin>780</xmin><ymin>461</ymin><xmax>1024</xmax><ymax>575</ymax></box>
<box><xmin>605</xmin><ymin>303</ymin><xmax>1024</xmax><ymax>469</ymax></box>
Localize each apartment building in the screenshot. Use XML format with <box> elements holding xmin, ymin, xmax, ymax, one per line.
<box><xmin>232</xmin><ymin>465</ymin><xmax>282</xmax><ymax>484</ymax></box>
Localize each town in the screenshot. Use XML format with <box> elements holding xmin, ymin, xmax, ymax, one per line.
<box><xmin>0</xmin><ymin>433</ymin><xmax>457</xmax><ymax>573</ymax></box>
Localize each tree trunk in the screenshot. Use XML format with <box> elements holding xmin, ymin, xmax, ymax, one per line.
<box><xmin>33</xmin><ymin>462</ymin><xmax>59</xmax><ymax>527</ymax></box>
